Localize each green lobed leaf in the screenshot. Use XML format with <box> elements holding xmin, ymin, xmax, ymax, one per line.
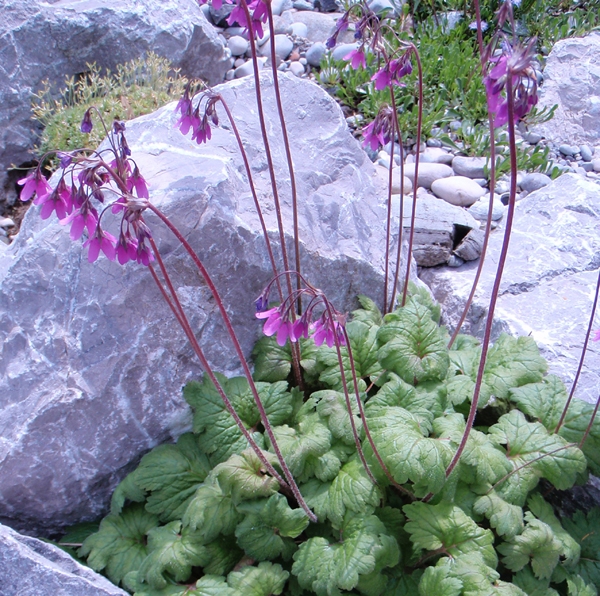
<box><xmin>404</xmin><ymin>284</ymin><xmax>442</xmax><ymax>324</ymax></box>
<box><xmin>79</xmin><ymin>503</ymin><xmax>159</xmax><ymax>585</ymax></box>
<box><xmin>434</xmin><ymin>413</ymin><xmax>512</xmax><ymax>485</ymax></box>
<box><xmin>377</xmin><ymin>301</ymin><xmax>450</xmax><ymax>385</ymax></box>
<box><xmin>314</xmin><ymin>389</ymin><xmax>362</xmax><ymax>446</ymax></box>
<box><xmin>292</xmin><ymin>513</ymin><xmax>399</xmax><ymax>596</ymax></box>
<box><xmin>488</xmin><ymin>410</ymin><xmax>587</xmax><ymax>505</ymax></box>
<box><xmin>133</xmin><ymin>433</ymin><xmax>211</xmax><ymax>522</ymax></box>
<box><xmin>111</xmin><ymin>471</ymin><xmax>147</xmax><ymax>515</ymax></box>
<box><xmin>497</xmin><ymin>518</ymin><xmax>563</xmax><ymax>580</ymax></box>
<box><xmin>317</xmin><ymin>320</ymin><xmax>382</xmax><ymax>392</ymax></box>
<box><xmin>419</xmin><ymin>565</ymin><xmax>463</xmax><ymax>596</ymax></box>
<box><xmin>252</xmin><ymin>336</ymin><xmax>293</xmax><ymax>382</ymax></box>
<box><xmin>270</xmin><ymin>412</ymin><xmax>332</xmax><ymax>482</ymax></box>
<box><xmin>567</xmin><ymin>575</ymin><xmax>598</xmax><ymax>596</ymax></box>
<box><xmin>527</xmin><ymin>493</ymin><xmax>580</xmax><ymax>566</ymax></box>
<box><xmin>201</xmin><ymin>535</ymin><xmax>243</xmax><ymax>576</ymax></box>
<box><xmin>182</xmin><ymin>478</ymin><xmax>241</xmax><ymax>543</ymax></box>
<box><xmin>473</xmin><ymin>490</ymin><xmax>524</xmax><ymax>539</ymax></box>
<box><xmin>510</xmin><ymin>376</ymin><xmax>600</xmax><ymax>476</ymax></box>
<box><xmin>364</xmin><ymin>406</ymin><xmax>452</xmax><ymax>495</ymax></box>
<box><xmin>353</xmin><ymin>295</ymin><xmax>383</xmax><ymax>327</ymax></box>
<box><xmin>235</xmin><ymin>493</ymin><xmax>309</xmax><ymax>561</ymax></box>
<box><xmin>136</xmin><ymin>521</ymin><xmax>207</xmax><ymax>589</ymax></box>
<box><xmin>512</xmin><ymin>566</ymin><xmax>560</xmax><ymax>596</ymax></box>
<box><xmin>403</xmin><ymin>502</ymin><xmax>497</xmax><ymax>568</ymax></box>
<box><xmin>561</xmin><ymin>508</ymin><xmax>600</xmax><ymax>588</ymax></box>
<box><xmin>212</xmin><ymin>448</ymin><xmax>280</xmax><ymax>503</ymax></box>
<box><xmin>227</xmin><ymin>562</ymin><xmax>289</xmax><ymax>596</ymax></box>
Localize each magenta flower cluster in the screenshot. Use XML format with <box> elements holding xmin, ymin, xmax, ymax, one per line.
<box><xmin>198</xmin><ymin>0</ymin><xmax>269</xmax><ymax>38</ymax></box>
<box><xmin>18</xmin><ymin>113</ymin><xmax>154</xmax><ymax>266</ymax></box>
<box><xmin>362</xmin><ymin>105</ymin><xmax>395</xmax><ymax>151</ymax></box>
<box><xmin>484</xmin><ymin>41</ymin><xmax>538</xmax><ymax>128</ymax></box>
<box><xmin>175</xmin><ymin>89</ymin><xmax>219</xmax><ymax>145</ymax></box>
<box><xmin>254</xmin><ymin>282</ymin><xmax>347</xmax><ymax>348</ymax></box>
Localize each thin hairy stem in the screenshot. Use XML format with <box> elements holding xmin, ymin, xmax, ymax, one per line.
<box><xmin>148</xmin><ymin>205</ymin><xmax>316</xmax><ymax>521</ymax></box>
<box><xmin>442</xmin><ymin>75</ymin><xmax>519</xmax><ymax>483</ymax></box>
<box><xmin>218</xmin><ymin>96</ymin><xmax>283</xmax><ymax>302</ymax></box>
<box><xmin>323</xmin><ymin>303</ymin><xmax>378</xmax><ymax>485</ymax></box>
<box><xmin>266</xmin><ymin>2</ymin><xmax>302</xmax><ymax>313</ymax></box>
<box><xmin>389</xmin><ymin>102</ymin><xmax>405</xmax><ymax>314</ymax></box>
<box><xmin>382</xmin><ymin>97</ymin><xmax>395</xmax><ymax>314</ymax></box>
<box><xmin>146</xmin><ymin>249</ymin><xmax>289</xmax><ymax>490</ymax></box>
<box><xmin>554</xmin><ymin>268</ymin><xmax>600</xmax><ymax>433</ymax></box>
<box><xmin>342</xmin><ymin>327</ymin><xmax>416</xmax><ymax>500</ymax></box>
<box><xmin>401</xmin><ymin>45</ymin><xmax>423</xmax><ymax>307</ymax></box>
<box><xmin>579</xmin><ymin>394</ymin><xmax>600</xmax><ymax>449</ymax></box>
<box><xmin>448</xmin><ymin>11</ymin><xmax>497</xmax><ymax>348</ymax></box>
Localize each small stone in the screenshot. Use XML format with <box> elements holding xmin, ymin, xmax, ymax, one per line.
<box><xmin>431</xmin><ymin>176</ymin><xmax>486</xmax><ymax>207</ymax></box>
<box><xmin>306</xmin><ymin>42</ymin><xmax>327</xmax><ymax>67</ymax></box>
<box><xmin>473</xmin><ymin>178</ymin><xmax>487</xmax><ymax>187</ymax></box>
<box><xmin>374</xmin><ymin>166</ymin><xmax>412</xmax><ymax>195</ymax></box>
<box><xmin>522</xmin><ymin>130</ymin><xmax>542</xmax><ymax>144</ymax></box>
<box><xmin>257</xmin><ymin>30</ymin><xmax>271</xmax><ymax>46</ymax></box>
<box><xmin>420</xmin><ymin>147</ymin><xmax>453</xmax><ymax>165</ymax></box>
<box><xmin>235</xmin><ymin>57</ymin><xmax>266</xmax><ymax>78</ymax></box>
<box><xmin>299</xmin><ymin>57</ymin><xmax>307</xmax><ymax>65</ymax></box>
<box><xmin>451</xmin><ymin>155</ymin><xmax>489</xmax><ymax>179</ymax></box>
<box><xmin>234</xmin><ymin>57</ymin><xmax>246</xmax><ymax>68</ymax></box>
<box><xmin>580</xmin><ymin>145</ymin><xmax>593</xmax><ymax>162</ymax></box>
<box><xmin>289</xmin><ymin>49</ymin><xmax>301</xmax><ymax>61</ymax></box>
<box><xmin>289</xmin><ymin>61</ymin><xmax>305</xmax><ymax>76</ymax></box>
<box><xmin>293</xmin><ymin>0</ymin><xmax>314</xmax><ymax>9</ymax></box>
<box><xmin>0</xmin><ymin>217</ymin><xmax>15</xmax><ymax>228</ymax></box>
<box><xmin>593</xmin><ymin>158</ymin><xmax>600</xmax><ymax>173</ymax></box>
<box><xmin>368</xmin><ymin>0</ymin><xmax>396</xmax><ymax>15</ymax></box>
<box><xmin>272</xmin><ymin>0</ymin><xmax>293</xmax><ymax>15</ymax></box>
<box><xmin>427</xmin><ymin>138</ymin><xmax>443</xmax><ymax>148</ymax></box>
<box><xmin>449</xmin><ymin>120</ymin><xmax>462</xmax><ymax>132</ymax></box>
<box><xmin>581</xmin><ymin>161</ymin><xmax>595</xmax><ymax>172</ymax></box>
<box><xmin>520</xmin><ymin>172</ymin><xmax>552</xmax><ymax>192</ymax></box>
<box><xmin>331</xmin><ymin>42</ymin><xmax>358</xmax><ymax>61</ymax></box>
<box><xmin>227</xmin><ymin>35</ymin><xmax>249</xmax><ymax>56</ymax></box>
<box><xmin>225</xmin><ymin>68</ymin><xmax>235</xmax><ymax>80</ymax></box>
<box><xmin>290</xmin><ymin>22</ymin><xmax>309</xmax><ymax>37</ymax></box>
<box><xmin>468</xmin><ymin>194</ymin><xmax>505</xmax><ymax>221</ymax></box>
<box><xmin>260</xmin><ymin>34</ymin><xmax>293</xmax><ymax>61</ymax></box>
<box><xmin>447</xmin><ymin>255</ymin><xmax>465</xmax><ymax>268</ymax></box>
<box><xmin>313</xmin><ymin>0</ymin><xmax>339</xmax><ymax>11</ymax></box>
<box><xmin>345</xmin><ymin>114</ymin><xmax>363</xmax><ymax>127</ymax></box>
<box><xmin>559</xmin><ymin>144</ymin><xmax>578</xmax><ymax>157</ymax></box>
<box><xmin>403</xmin><ymin>163</ymin><xmax>454</xmax><ymax>190</ymax></box>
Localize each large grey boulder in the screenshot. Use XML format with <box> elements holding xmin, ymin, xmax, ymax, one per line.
<box><xmin>0</xmin><ymin>72</ymin><xmax>416</xmax><ymax>534</ymax></box>
<box><xmin>420</xmin><ymin>174</ymin><xmax>600</xmax><ymax>405</ymax></box>
<box><xmin>0</xmin><ymin>0</ymin><xmax>229</xmax><ymax>203</ymax></box>
<box><xmin>532</xmin><ymin>32</ymin><xmax>600</xmax><ymax>145</ymax></box>
<box><xmin>0</xmin><ymin>523</ymin><xmax>126</xmax><ymax>596</ymax></box>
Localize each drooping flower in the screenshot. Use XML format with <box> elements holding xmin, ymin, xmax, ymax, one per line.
<box><xmin>127</xmin><ymin>165</ymin><xmax>149</xmax><ymax>199</ymax></box>
<box><xmin>83</xmin><ymin>228</ymin><xmax>117</xmax><ymax>263</ymax></box>
<box><xmin>39</xmin><ymin>177</ymin><xmax>74</xmax><ymax>220</ymax></box>
<box><xmin>81</xmin><ymin>108</ymin><xmax>94</xmax><ymax>133</ymax></box>
<box><xmin>344</xmin><ymin>48</ymin><xmax>367</xmax><ymax>70</ymax></box>
<box><xmin>18</xmin><ymin>169</ymin><xmax>52</xmax><ymax>203</ymax></box>
<box><xmin>311</xmin><ymin>315</ymin><xmax>346</xmax><ymax>348</ymax></box>
<box><xmin>362</xmin><ymin>104</ymin><xmax>395</xmax><ymax>151</ymax></box>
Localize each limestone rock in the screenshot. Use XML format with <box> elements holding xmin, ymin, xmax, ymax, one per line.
<box><xmin>531</xmin><ymin>32</ymin><xmax>600</xmax><ymax>145</ymax></box>
<box><xmin>431</xmin><ymin>175</ymin><xmax>486</xmax><ymax>206</ymax></box>
<box><xmin>0</xmin><ymin>72</ymin><xmax>417</xmax><ymax>534</ymax></box>
<box><xmin>0</xmin><ymin>524</ymin><xmax>126</xmax><ymax>596</ymax></box>
<box><xmin>420</xmin><ymin>174</ymin><xmax>600</xmax><ymax>405</ymax></box>
<box><xmin>403</xmin><ymin>162</ymin><xmax>454</xmax><ymax>190</ymax></box>
<box><xmin>451</xmin><ymin>155</ymin><xmax>489</xmax><ymax>179</ymax></box>
<box><xmin>0</xmin><ymin>0</ymin><xmax>229</xmax><ymax>201</ymax></box>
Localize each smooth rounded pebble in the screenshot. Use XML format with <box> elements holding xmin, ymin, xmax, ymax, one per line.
<box><xmin>235</xmin><ymin>57</ymin><xmax>266</xmax><ymax>78</ymax></box>
<box><xmin>520</xmin><ymin>172</ymin><xmax>551</xmax><ymax>192</ymax></box>
<box><xmin>261</xmin><ymin>34</ymin><xmax>293</xmax><ymax>60</ymax></box>
<box><xmin>420</xmin><ymin>147</ymin><xmax>453</xmax><ymax>165</ymax></box>
<box><xmin>289</xmin><ymin>61</ymin><xmax>305</xmax><ymax>76</ymax></box>
<box><xmin>227</xmin><ymin>35</ymin><xmax>249</xmax><ymax>56</ymax></box>
<box><xmin>431</xmin><ymin>176</ymin><xmax>486</xmax><ymax>207</ymax></box>
<box><xmin>305</xmin><ymin>42</ymin><xmax>326</xmax><ymax>66</ymax></box>
<box><xmin>593</xmin><ymin>158</ymin><xmax>600</xmax><ymax>173</ymax></box>
<box><xmin>451</xmin><ymin>155</ymin><xmax>489</xmax><ymax>179</ymax></box>
<box><xmin>290</xmin><ymin>22</ymin><xmax>309</xmax><ymax>37</ymax></box>
<box><xmin>374</xmin><ymin>165</ymin><xmax>413</xmax><ymax>195</ymax></box>
<box><xmin>468</xmin><ymin>194</ymin><xmax>505</xmax><ymax>221</ymax></box>
<box><xmin>403</xmin><ymin>162</ymin><xmax>453</xmax><ymax>190</ymax></box>
<box><xmin>580</xmin><ymin>145</ymin><xmax>594</xmax><ymax>162</ymax></box>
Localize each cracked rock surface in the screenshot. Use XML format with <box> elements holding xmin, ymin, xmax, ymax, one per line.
<box><xmin>420</xmin><ymin>173</ymin><xmax>600</xmax><ymax>404</ymax></box>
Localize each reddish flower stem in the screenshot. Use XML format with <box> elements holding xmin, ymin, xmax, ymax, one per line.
<box><xmin>401</xmin><ymin>45</ymin><xmax>423</xmax><ymax>307</ymax></box>
<box><xmin>441</xmin><ymin>74</ymin><xmax>519</xmax><ymax>485</ymax></box>
<box><xmin>217</xmin><ymin>95</ymin><xmax>283</xmax><ymax>302</ymax></box>
<box><xmin>147</xmin><ymin>204</ymin><xmax>316</xmax><ymax>522</ymax></box>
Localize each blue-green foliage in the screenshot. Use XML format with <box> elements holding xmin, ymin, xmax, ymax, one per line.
<box><xmin>74</xmin><ymin>292</ymin><xmax>600</xmax><ymax>595</ymax></box>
